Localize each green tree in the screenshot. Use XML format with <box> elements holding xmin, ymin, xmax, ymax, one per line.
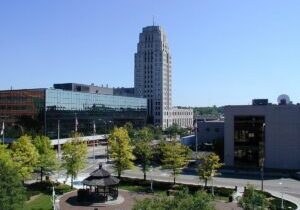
<box><xmin>11</xmin><ymin>135</ymin><xmax>39</xmax><ymax>180</ymax></box>
<box><xmin>161</xmin><ymin>140</ymin><xmax>191</xmax><ymax>184</ymax></box>
<box><xmin>33</xmin><ymin>135</ymin><xmax>57</xmax><ymax>182</ymax></box>
<box><xmin>109</xmin><ymin>127</ymin><xmax>135</xmax><ymax>178</ymax></box>
<box><xmin>238</xmin><ymin>185</ymin><xmax>270</xmax><ymax>210</ymax></box>
<box><xmin>61</xmin><ymin>134</ymin><xmax>87</xmax><ymax>188</ymax></box>
<box><xmin>133</xmin><ymin>188</ymin><xmax>215</xmax><ymax>210</ymax></box>
<box><xmin>133</xmin><ymin>127</ymin><xmax>154</xmax><ymax>180</ymax></box>
<box><xmin>198</xmin><ymin>153</ymin><xmax>223</xmax><ymax>187</ymax></box>
<box><xmin>0</xmin><ymin>145</ymin><xmax>26</xmax><ymax>210</ymax></box>
<box><xmin>124</xmin><ymin>122</ymin><xmax>135</xmax><ymax>139</ymax></box>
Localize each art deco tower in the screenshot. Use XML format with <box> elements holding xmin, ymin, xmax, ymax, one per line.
<box><xmin>134</xmin><ymin>26</ymin><xmax>172</xmax><ymax>127</ymax></box>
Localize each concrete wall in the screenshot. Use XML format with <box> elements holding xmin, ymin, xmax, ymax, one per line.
<box><xmin>224</xmin><ymin>105</ymin><xmax>300</xmax><ymax>170</ymax></box>
<box><xmin>196</xmin><ymin>120</ymin><xmax>224</xmax><ymax>144</ymax></box>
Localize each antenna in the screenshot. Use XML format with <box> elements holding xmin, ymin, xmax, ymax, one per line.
<box><xmin>152</xmin><ymin>16</ymin><xmax>155</xmax><ymax>26</ymax></box>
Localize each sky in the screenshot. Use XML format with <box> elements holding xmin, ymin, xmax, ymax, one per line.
<box><xmin>0</xmin><ymin>0</ymin><xmax>300</xmax><ymax>107</ymax></box>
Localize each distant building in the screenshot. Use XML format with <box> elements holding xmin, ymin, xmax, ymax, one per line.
<box><xmin>134</xmin><ymin>25</ymin><xmax>193</xmax><ymax>128</ymax></box>
<box><xmin>113</xmin><ymin>87</ymin><xmax>135</xmax><ymax>97</ymax></box>
<box><xmin>196</xmin><ymin>119</ymin><xmax>224</xmax><ymax>145</ymax></box>
<box><xmin>54</xmin><ymin>83</ymin><xmax>114</xmax><ymax>95</ymax></box>
<box><xmin>224</xmin><ymin>98</ymin><xmax>300</xmax><ymax>170</ymax></box>
<box><xmin>172</xmin><ymin>107</ymin><xmax>194</xmax><ymax>128</ymax></box>
<box><xmin>0</xmin><ymin>87</ymin><xmax>147</xmax><ymax>139</ymax></box>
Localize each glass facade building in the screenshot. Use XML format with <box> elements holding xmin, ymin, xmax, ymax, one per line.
<box><xmin>234</xmin><ymin>116</ymin><xmax>265</xmax><ymax>167</ymax></box>
<box><xmin>0</xmin><ymin>88</ymin><xmax>147</xmax><ymax>139</ymax></box>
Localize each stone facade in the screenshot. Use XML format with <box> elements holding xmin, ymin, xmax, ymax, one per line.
<box><xmin>134</xmin><ymin>25</ymin><xmax>193</xmax><ymax>128</ymax></box>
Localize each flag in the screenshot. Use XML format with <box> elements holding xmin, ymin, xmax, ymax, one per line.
<box><xmin>93</xmin><ymin>121</ymin><xmax>96</xmax><ymax>134</ymax></box>
<box><xmin>75</xmin><ymin>117</ymin><xmax>78</xmax><ymax>132</ymax></box>
<box><xmin>0</xmin><ymin>122</ymin><xmax>4</xmax><ymax>136</ymax></box>
<box><xmin>193</xmin><ymin>120</ymin><xmax>197</xmax><ymax>132</ymax></box>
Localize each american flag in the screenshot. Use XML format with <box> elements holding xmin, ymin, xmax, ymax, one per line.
<box><xmin>93</xmin><ymin>121</ymin><xmax>96</xmax><ymax>134</ymax></box>
<box><xmin>0</xmin><ymin>122</ymin><xmax>4</xmax><ymax>136</ymax></box>
<box><xmin>75</xmin><ymin>117</ymin><xmax>78</xmax><ymax>132</ymax></box>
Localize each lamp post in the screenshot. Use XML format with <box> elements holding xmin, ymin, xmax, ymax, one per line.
<box><xmin>57</xmin><ymin>120</ymin><xmax>60</xmax><ymax>181</ymax></box>
<box><xmin>260</xmin><ymin>123</ymin><xmax>266</xmax><ymax>191</ymax></box>
<box><xmin>194</xmin><ymin>120</ymin><xmax>198</xmax><ymax>154</ymax></box>
<box><xmin>150</xmin><ymin>166</ymin><xmax>153</xmax><ymax>192</ymax></box>
<box><xmin>279</xmin><ymin>181</ymin><xmax>284</xmax><ymax>209</ymax></box>
<box><xmin>106</xmin><ymin>120</ymin><xmax>114</xmax><ymax>163</ymax></box>
<box><xmin>93</xmin><ymin>120</ymin><xmax>96</xmax><ymax>166</ymax></box>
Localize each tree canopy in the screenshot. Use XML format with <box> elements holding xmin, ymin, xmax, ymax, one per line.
<box><xmin>238</xmin><ymin>185</ymin><xmax>270</xmax><ymax>210</ymax></box>
<box><xmin>133</xmin><ymin>188</ymin><xmax>215</xmax><ymax>210</ymax></box>
<box><xmin>11</xmin><ymin>135</ymin><xmax>39</xmax><ymax>180</ymax></box>
<box><xmin>198</xmin><ymin>153</ymin><xmax>223</xmax><ymax>187</ymax></box>
<box><xmin>161</xmin><ymin>140</ymin><xmax>191</xmax><ymax>184</ymax></box>
<box><xmin>62</xmin><ymin>134</ymin><xmax>87</xmax><ymax>188</ymax></box>
<box><xmin>0</xmin><ymin>144</ymin><xmax>26</xmax><ymax>210</ymax></box>
<box><xmin>133</xmin><ymin>127</ymin><xmax>154</xmax><ymax>180</ymax></box>
<box><xmin>33</xmin><ymin>135</ymin><xmax>57</xmax><ymax>182</ymax></box>
<box><xmin>109</xmin><ymin>127</ymin><xmax>135</xmax><ymax>178</ymax></box>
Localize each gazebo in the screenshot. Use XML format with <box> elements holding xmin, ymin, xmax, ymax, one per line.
<box><xmin>81</xmin><ymin>163</ymin><xmax>120</xmax><ymax>203</ymax></box>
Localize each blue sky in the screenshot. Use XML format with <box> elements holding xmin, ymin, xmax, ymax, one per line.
<box><xmin>0</xmin><ymin>1</ymin><xmax>300</xmax><ymax>106</ymax></box>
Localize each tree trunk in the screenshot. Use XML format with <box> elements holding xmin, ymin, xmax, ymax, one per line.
<box><xmin>143</xmin><ymin>165</ymin><xmax>146</xmax><ymax>180</ymax></box>
<box><xmin>40</xmin><ymin>167</ymin><xmax>43</xmax><ymax>182</ymax></box>
<box><xmin>173</xmin><ymin>169</ymin><xmax>176</xmax><ymax>184</ymax></box>
<box><xmin>118</xmin><ymin>171</ymin><xmax>121</xmax><ymax>178</ymax></box>
<box><xmin>71</xmin><ymin>175</ymin><xmax>73</xmax><ymax>189</ymax></box>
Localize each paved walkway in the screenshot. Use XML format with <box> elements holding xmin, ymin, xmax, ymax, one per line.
<box><xmin>59</xmin><ymin>190</ymin><xmax>241</xmax><ymax>210</ymax></box>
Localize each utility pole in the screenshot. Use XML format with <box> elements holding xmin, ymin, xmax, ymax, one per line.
<box><xmin>93</xmin><ymin>120</ymin><xmax>96</xmax><ymax>166</ymax></box>
<box><xmin>57</xmin><ymin>120</ymin><xmax>60</xmax><ymax>180</ymax></box>
<box><xmin>261</xmin><ymin>123</ymin><xmax>266</xmax><ymax>191</ymax></box>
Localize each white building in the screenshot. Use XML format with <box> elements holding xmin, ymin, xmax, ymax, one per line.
<box><xmin>134</xmin><ymin>25</ymin><xmax>193</xmax><ymax>128</ymax></box>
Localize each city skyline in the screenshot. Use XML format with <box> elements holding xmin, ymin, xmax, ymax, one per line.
<box><xmin>1</xmin><ymin>1</ymin><xmax>300</xmax><ymax>106</ymax></box>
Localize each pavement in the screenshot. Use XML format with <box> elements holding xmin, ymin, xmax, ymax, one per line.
<box><xmin>54</xmin><ymin>144</ymin><xmax>300</xmax><ymax>210</ymax></box>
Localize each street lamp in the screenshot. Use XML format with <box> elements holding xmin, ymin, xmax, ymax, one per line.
<box><xmin>57</xmin><ymin>120</ymin><xmax>61</xmax><ymax>181</ymax></box>
<box><xmin>93</xmin><ymin>120</ymin><xmax>96</xmax><ymax>166</ymax></box>
<box><xmin>150</xmin><ymin>166</ymin><xmax>153</xmax><ymax>192</ymax></box>
<box><xmin>279</xmin><ymin>181</ymin><xmax>284</xmax><ymax>209</ymax></box>
<box><xmin>194</xmin><ymin>120</ymin><xmax>198</xmax><ymax>154</ymax></box>
<box><xmin>260</xmin><ymin>123</ymin><xmax>266</xmax><ymax>191</ymax></box>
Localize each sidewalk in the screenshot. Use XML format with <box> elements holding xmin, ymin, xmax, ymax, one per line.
<box><xmin>265</xmin><ymin>190</ymin><xmax>300</xmax><ymax>210</ymax></box>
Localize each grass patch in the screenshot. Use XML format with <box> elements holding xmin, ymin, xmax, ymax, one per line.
<box><xmin>22</xmin><ymin>194</ymin><xmax>52</xmax><ymax>210</ymax></box>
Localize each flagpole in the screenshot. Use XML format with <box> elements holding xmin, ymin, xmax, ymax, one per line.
<box><xmin>57</xmin><ymin>120</ymin><xmax>60</xmax><ymax>181</ymax></box>
<box><xmin>93</xmin><ymin>120</ymin><xmax>96</xmax><ymax>166</ymax></box>
<box><xmin>2</xmin><ymin>122</ymin><xmax>4</xmax><ymax>144</ymax></box>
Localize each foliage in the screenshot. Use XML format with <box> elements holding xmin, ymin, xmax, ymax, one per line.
<box><xmin>0</xmin><ymin>145</ymin><xmax>26</xmax><ymax>210</ymax></box>
<box><xmin>11</xmin><ymin>135</ymin><xmax>39</xmax><ymax>180</ymax></box>
<box><xmin>193</xmin><ymin>106</ymin><xmax>223</xmax><ymax>118</ymax></box>
<box><xmin>61</xmin><ymin>133</ymin><xmax>87</xmax><ymax>188</ymax></box>
<box><xmin>146</xmin><ymin>124</ymin><xmax>163</xmax><ymax>140</ymax></box>
<box><xmin>238</xmin><ymin>185</ymin><xmax>270</xmax><ymax>210</ymax></box>
<box><xmin>212</xmin><ymin>140</ymin><xmax>224</xmax><ymax>161</ymax></box>
<box><xmin>22</xmin><ymin>193</ymin><xmax>52</xmax><ymax>210</ymax></box>
<box><xmin>109</xmin><ymin>127</ymin><xmax>135</xmax><ymax>177</ymax></box>
<box><xmin>164</xmin><ymin>124</ymin><xmax>189</xmax><ymax>138</ymax></box>
<box><xmin>161</xmin><ymin>140</ymin><xmax>191</xmax><ymax>184</ymax></box>
<box><xmin>198</xmin><ymin>153</ymin><xmax>223</xmax><ymax>187</ymax></box>
<box><xmin>133</xmin><ymin>188</ymin><xmax>215</xmax><ymax>210</ymax></box>
<box><xmin>33</xmin><ymin>136</ymin><xmax>57</xmax><ymax>182</ymax></box>
<box><xmin>124</xmin><ymin>122</ymin><xmax>135</xmax><ymax>139</ymax></box>
<box><xmin>133</xmin><ymin>127</ymin><xmax>154</xmax><ymax>180</ymax></box>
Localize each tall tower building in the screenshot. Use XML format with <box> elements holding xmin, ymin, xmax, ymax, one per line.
<box><xmin>134</xmin><ymin>26</ymin><xmax>172</xmax><ymax>128</ymax></box>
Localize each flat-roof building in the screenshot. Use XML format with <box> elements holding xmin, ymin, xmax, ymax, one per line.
<box><xmin>0</xmin><ymin>87</ymin><xmax>147</xmax><ymax>139</ymax></box>
<box><xmin>224</xmin><ymin>100</ymin><xmax>300</xmax><ymax>170</ymax></box>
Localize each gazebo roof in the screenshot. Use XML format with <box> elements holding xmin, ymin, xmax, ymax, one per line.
<box><xmin>82</xmin><ymin>164</ymin><xmax>119</xmax><ymax>187</ymax></box>
<box><xmin>82</xmin><ymin>176</ymin><xmax>119</xmax><ymax>187</ymax></box>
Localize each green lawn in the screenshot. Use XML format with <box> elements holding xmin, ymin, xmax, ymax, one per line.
<box><xmin>22</xmin><ymin>194</ymin><xmax>52</xmax><ymax>210</ymax></box>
